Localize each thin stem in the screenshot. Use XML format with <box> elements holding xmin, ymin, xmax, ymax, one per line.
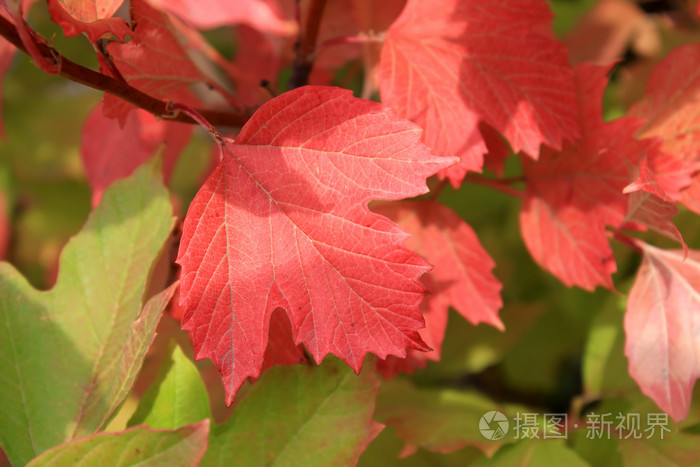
<box><xmin>288</xmin><ymin>0</ymin><xmax>327</xmax><ymax>89</ymax></box>
<box><xmin>0</xmin><ymin>15</ymin><xmax>252</xmax><ymax>127</ymax></box>
<box><xmin>463</xmin><ymin>173</ymin><xmax>525</xmax><ymax>198</ymax></box>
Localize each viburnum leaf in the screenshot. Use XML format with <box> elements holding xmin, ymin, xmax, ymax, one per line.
<box><xmin>103</xmin><ymin>0</ymin><xmax>211</xmax><ymax>123</ymax></box>
<box><xmin>145</xmin><ymin>0</ymin><xmax>296</xmax><ymax>35</ymax></box>
<box><xmin>624</xmin><ymin>242</ymin><xmax>700</xmax><ymax>422</ymax></box>
<box><xmin>82</xmin><ymin>101</ymin><xmax>192</xmax><ymax>206</ymax></box>
<box><xmin>374</xmin><ymin>379</ymin><xmax>525</xmax><ymax>457</ymax></box>
<box><xmin>27</xmin><ymin>421</ymin><xmax>210</xmax><ymax>467</ymax></box>
<box><xmin>627</xmin><ymin>44</ymin><xmax>700</xmax><ymax>213</ymax></box>
<box><xmin>203</xmin><ymin>357</ymin><xmax>382</xmax><ymax>466</ymax></box>
<box><xmin>520</xmin><ymin>63</ymin><xmax>656</xmax><ymax>290</ymax></box>
<box><xmin>128</xmin><ymin>342</ymin><xmax>210</xmax><ymax>431</ymax></box>
<box><xmin>622</xmin><ymin>191</ymin><xmax>685</xmax><ymax>251</ymax></box>
<box><xmin>47</xmin><ymin>0</ymin><xmax>130</xmax><ymax>42</ymax></box>
<box><xmin>177</xmin><ymin>86</ymin><xmax>456</xmax><ymax>404</ymax></box>
<box><xmin>374</xmin><ymin>201</ymin><xmax>503</xmax><ymax>376</ymax></box>
<box><xmin>379</xmin><ymin>0</ymin><xmax>579</xmax><ymax>185</ymax></box>
<box><xmin>0</xmin><ymin>162</ymin><xmax>174</xmax><ymax>466</ymax></box>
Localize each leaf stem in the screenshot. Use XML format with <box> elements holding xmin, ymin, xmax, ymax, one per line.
<box><xmin>316</xmin><ymin>32</ymin><xmax>385</xmax><ymax>53</ymax></box>
<box><xmin>0</xmin><ymin>15</ymin><xmax>252</xmax><ymax>127</ymax></box>
<box><xmin>288</xmin><ymin>0</ymin><xmax>327</xmax><ymax>89</ymax></box>
<box><xmin>463</xmin><ymin>173</ymin><xmax>525</xmax><ymax>198</ymax></box>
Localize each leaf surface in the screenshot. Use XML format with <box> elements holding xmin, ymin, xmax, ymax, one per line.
<box><xmin>379</xmin><ymin>0</ymin><xmax>579</xmax><ymax>185</ymax></box>
<box><xmin>0</xmin><ymin>162</ymin><xmax>174</xmax><ymax>466</ymax></box>
<box><xmin>103</xmin><ymin>0</ymin><xmax>210</xmax><ymax>123</ymax></box>
<box><xmin>622</xmin><ymin>191</ymin><xmax>685</xmax><ymax>250</ymax></box>
<box><xmin>374</xmin><ymin>379</ymin><xmax>525</xmax><ymax>456</ymax></box>
<box><xmin>625</xmin><ymin>242</ymin><xmax>700</xmax><ymax>422</ymax></box>
<box><xmin>520</xmin><ymin>63</ymin><xmax>654</xmax><ymax>290</ymax></box>
<box><xmin>202</xmin><ymin>357</ymin><xmax>381</xmax><ymax>466</ymax></box>
<box><xmin>627</xmin><ymin>44</ymin><xmax>700</xmax><ymax>211</ymax></box>
<box><xmin>472</xmin><ymin>439</ymin><xmax>588</xmax><ymax>467</ymax></box>
<box><xmin>374</xmin><ymin>200</ymin><xmax>503</xmax><ymax>376</ymax></box>
<box><xmin>177</xmin><ymin>86</ymin><xmax>455</xmax><ymax>404</ymax></box>
<box><xmin>128</xmin><ymin>342</ymin><xmax>210</xmax><ymax>430</ymax></box>
<box><xmin>82</xmin><ymin>101</ymin><xmax>192</xmax><ymax>206</ymax></box>
<box><xmin>145</xmin><ymin>0</ymin><xmax>296</xmax><ymax>35</ymax></box>
<box><xmin>27</xmin><ymin>421</ymin><xmax>209</xmax><ymax>467</ymax></box>
<box><xmin>48</xmin><ymin>0</ymin><xmax>130</xmax><ymax>42</ymax></box>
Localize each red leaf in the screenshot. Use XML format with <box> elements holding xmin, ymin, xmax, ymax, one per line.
<box><xmin>375</xmin><ymin>201</ymin><xmax>503</xmax><ymax>376</ymax></box>
<box><xmin>81</xmin><ymin>102</ymin><xmax>192</xmax><ymax>206</ymax></box>
<box><xmin>144</xmin><ymin>0</ymin><xmax>296</xmax><ymax>35</ymax></box>
<box><xmin>625</xmin><ymin>242</ymin><xmax>700</xmax><ymax>422</ymax></box>
<box><xmin>103</xmin><ymin>0</ymin><xmax>210</xmax><ymax>123</ymax></box>
<box><xmin>622</xmin><ymin>191</ymin><xmax>685</xmax><ymax>252</ymax></box>
<box><xmin>379</xmin><ymin>0</ymin><xmax>579</xmax><ymax>186</ymax></box>
<box><xmin>627</xmin><ymin>44</ymin><xmax>700</xmax><ymax>210</ymax></box>
<box><xmin>48</xmin><ymin>0</ymin><xmax>130</xmax><ymax>42</ymax></box>
<box><xmin>177</xmin><ymin>86</ymin><xmax>456</xmax><ymax>404</ymax></box>
<box><xmin>520</xmin><ymin>63</ymin><xmax>656</xmax><ymax>291</ymax></box>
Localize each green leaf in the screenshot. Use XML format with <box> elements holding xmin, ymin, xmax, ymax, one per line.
<box><xmin>374</xmin><ymin>380</ymin><xmax>527</xmax><ymax>457</ymax></box>
<box><xmin>128</xmin><ymin>342</ymin><xmax>209</xmax><ymax>430</ymax></box>
<box><xmin>472</xmin><ymin>439</ymin><xmax>589</xmax><ymax>467</ymax></box>
<box><xmin>26</xmin><ymin>420</ymin><xmax>210</xmax><ymax>467</ymax></box>
<box><xmin>0</xmin><ymin>161</ymin><xmax>174</xmax><ymax>466</ymax></box>
<box><xmin>358</xmin><ymin>427</ymin><xmax>485</xmax><ymax>467</ymax></box>
<box><xmin>202</xmin><ymin>357</ymin><xmax>381</xmax><ymax>466</ymax></box>
<box><xmin>416</xmin><ymin>305</ymin><xmax>544</xmax><ymax>383</ymax></box>
<box><xmin>618</xmin><ymin>432</ymin><xmax>700</xmax><ymax>466</ymax></box>
<box><xmin>582</xmin><ymin>297</ymin><xmax>637</xmax><ymax>398</ymax></box>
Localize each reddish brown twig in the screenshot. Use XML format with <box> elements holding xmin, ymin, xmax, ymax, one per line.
<box><xmin>288</xmin><ymin>0</ymin><xmax>327</xmax><ymax>89</ymax></box>
<box><xmin>0</xmin><ymin>15</ymin><xmax>252</xmax><ymax>127</ymax></box>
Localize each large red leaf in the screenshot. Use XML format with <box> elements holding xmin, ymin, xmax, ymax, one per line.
<box><xmin>144</xmin><ymin>0</ymin><xmax>296</xmax><ymax>35</ymax></box>
<box><xmin>48</xmin><ymin>0</ymin><xmax>130</xmax><ymax>42</ymax></box>
<box><xmin>177</xmin><ymin>86</ymin><xmax>456</xmax><ymax>404</ymax></box>
<box><xmin>81</xmin><ymin>101</ymin><xmax>192</xmax><ymax>206</ymax></box>
<box><xmin>379</xmin><ymin>0</ymin><xmax>579</xmax><ymax>186</ymax></box>
<box><xmin>625</xmin><ymin>242</ymin><xmax>700</xmax><ymax>422</ymax></box>
<box><xmin>103</xmin><ymin>0</ymin><xmax>210</xmax><ymax>123</ymax></box>
<box><xmin>520</xmin><ymin>63</ymin><xmax>657</xmax><ymax>291</ymax></box>
<box><xmin>627</xmin><ymin>44</ymin><xmax>700</xmax><ymax>212</ymax></box>
<box><xmin>374</xmin><ymin>201</ymin><xmax>503</xmax><ymax>376</ymax></box>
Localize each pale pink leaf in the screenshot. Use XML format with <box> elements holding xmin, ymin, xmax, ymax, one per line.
<box><xmin>625</xmin><ymin>242</ymin><xmax>700</xmax><ymax>422</ymax></box>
